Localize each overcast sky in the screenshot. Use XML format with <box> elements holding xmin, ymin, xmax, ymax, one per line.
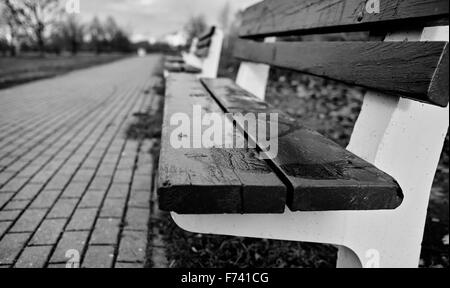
<box><xmin>80</xmin><ymin>0</ymin><xmax>260</xmax><ymax>41</ymax></box>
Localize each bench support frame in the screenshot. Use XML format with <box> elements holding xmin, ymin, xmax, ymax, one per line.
<box><xmin>170</xmin><ymin>26</ymin><xmax>449</xmax><ymax>268</ymax></box>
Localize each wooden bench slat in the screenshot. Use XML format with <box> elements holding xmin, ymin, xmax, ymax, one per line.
<box><xmin>158</xmin><ymin>73</ymin><xmax>287</xmax><ymax>214</ymax></box>
<box><xmin>197</xmin><ymin>37</ymin><xmax>212</xmax><ymax>50</ymax></box>
<box><xmin>164</xmin><ymin>62</ymin><xmax>202</xmax><ymax>74</ymax></box>
<box><xmin>201</xmin><ymin>78</ymin><xmax>404</xmax><ymax>211</ymax></box>
<box><xmin>234</xmin><ymin>40</ymin><xmax>449</xmax><ymax>107</ymax></box>
<box><xmin>195</xmin><ymin>47</ymin><xmax>210</xmax><ymax>58</ymax></box>
<box><xmin>240</xmin><ymin>0</ymin><xmax>449</xmax><ymax>38</ymax></box>
<box><xmin>198</xmin><ymin>26</ymin><xmax>216</xmax><ymax>41</ymax></box>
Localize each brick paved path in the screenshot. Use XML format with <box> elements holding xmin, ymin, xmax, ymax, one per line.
<box><xmin>0</xmin><ymin>55</ymin><xmax>163</xmax><ymax>268</ymax></box>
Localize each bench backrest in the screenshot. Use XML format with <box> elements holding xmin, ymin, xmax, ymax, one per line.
<box><xmin>233</xmin><ymin>0</ymin><xmax>449</xmax><ymax>107</ymax></box>
<box><xmin>184</xmin><ymin>26</ymin><xmax>224</xmax><ymax>78</ymax></box>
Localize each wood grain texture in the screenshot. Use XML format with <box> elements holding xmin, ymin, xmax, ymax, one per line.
<box><xmin>198</xmin><ymin>26</ymin><xmax>216</xmax><ymax>41</ymax></box>
<box><xmin>234</xmin><ymin>40</ymin><xmax>449</xmax><ymax>107</ymax></box>
<box><xmin>195</xmin><ymin>47</ymin><xmax>210</xmax><ymax>58</ymax></box>
<box><xmin>197</xmin><ymin>37</ymin><xmax>212</xmax><ymax>50</ymax></box>
<box><xmin>239</xmin><ymin>0</ymin><xmax>449</xmax><ymax>37</ymax></box>
<box><xmin>164</xmin><ymin>62</ymin><xmax>202</xmax><ymax>74</ymax></box>
<box><xmin>201</xmin><ymin>78</ymin><xmax>404</xmax><ymax>211</ymax></box>
<box><xmin>158</xmin><ymin>73</ymin><xmax>286</xmax><ymax>214</ymax></box>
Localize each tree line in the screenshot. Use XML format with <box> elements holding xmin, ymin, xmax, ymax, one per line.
<box><xmin>0</xmin><ymin>0</ymin><xmax>132</xmax><ymax>56</ymax></box>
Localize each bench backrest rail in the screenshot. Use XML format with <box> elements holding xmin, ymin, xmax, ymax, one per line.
<box><xmin>181</xmin><ymin>26</ymin><xmax>224</xmax><ymax>78</ymax></box>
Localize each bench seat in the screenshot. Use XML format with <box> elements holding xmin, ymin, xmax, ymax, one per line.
<box><xmin>157</xmin><ymin>74</ymin><xmax>404</xmax><ymax>214</ymax></box>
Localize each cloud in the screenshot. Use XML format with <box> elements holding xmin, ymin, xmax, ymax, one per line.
<box><xmin>79</xmin><ymin>0</ymin><xmax>261</xmax><ymax>39</ymax></box>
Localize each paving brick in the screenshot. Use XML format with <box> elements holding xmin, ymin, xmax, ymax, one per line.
<box><xmin>30</xmin><ymin>219</ymin><xmax>67</xmax><ymax>246</ymax></box>
<box><xmin>61</xmin><ymin>182</ymin><xmax>87</xmax><ymax>198</ymax></box>
<box><xmin>0</xmin><ymin>233</ymin><xmax>30</xmax><ymax>265</ymax></box>
<box><xmin>131</xmin><ymin>176</ymin><xmax>152</xmax><ymax>191</ymax></box>
<box><xmin>78</xmin><ymin>190</ymin><xmax>106</xmax><ymax>208</ymax></box>
<box><xmin>0</xmin><ymin>192</ymin><xmax>14</xmax><ymax>208</ymax></box>
<box><xmin>14</xmin><ymin>246</ymin><xmax>52</xmax><ymax>268</ymax></box>
<box><xmin>2</xmin><ymin>200</ymin><xmax>30</xmax><ymax>211</ymax></box>
<box><xmin>90</xmin><ymin>218</ymin><xmax>121</xmax><ymax>245</ymax></box>
<box><xmin>2</xmin><ymin>178</ymin><xmax>29</xmax><ymax>193</ymax></box>
<box><xmin>124</xmin><ymin>208</ymin><xmax>149</xmax><ymax>231</ymax></box>
<box><xmin>89</xmin><ymin>177</ymin><xmax>110</xmax><ymax>190</ymax></box>
<box><xmin>97</xmin><ymin>164</ymin><xmax>116</xmax><ymax>177</ymax></box>
<box><xmin>46</xmin><ymin>176</ymin><xmax>71</xmax><ymax>190</ymax></box>
<box><xmin>66</xmin><ymin>208</ymin><xmax>97</xmax><ymax>231</ymax></box>
<box><xmin>14</xmin><ymin>184</ymin><xmax>43</xmax><ymax>200</ymax></box>
<box><xmin>0</xmin><ymin>222</ymin><xmax>11</xmax><ymax>238</ymax></box>
<box><xmin>117</xmin><ymin>230</ymin><xmax>147</xmax><ymax>263</ymax></box>
<box><xmin>115</xmin><ymin>262</ymin><xmax>144</xmax><ymax>268</ymax></box>
<box><xmin>31</xmin><ymin>171</ymin><xmax>53</xmax><ymax>184</ymax></box>
<box><xmin>47</xmin><ymin>263</ymin><xmax>67</xmax><ymax>268</ymax></box>
<box><xmin>107</xmin><ymin>183</ymin><xmax>129</xmax><ymax>199</ymax></box>
<box><xmin>0</xmin><ymin>172</ymin><xmax>14</xmax><ymax>186</ymax></box>
<box><xmin>47</xmin><ymin>199</ymin><xmax>78</xmax><ymax>219</ymax></box>
<box><xmin>30</xmin><ymin>190</ymin><xmax>60</xmax><ymax>209</ymax></box>
<box><xmin>82</xmin><ymin>246</ymin><xmax>115</xmax><ymax>268</ymax></box>
<box><xmin>128</xmin><ymin>191</ymin><xmax>151</xmax><ymax>209</ymax></box>
<box><xmin>100</xmin><ymin>198</ymin><xmax>126</xmax><ymax>218</ymax></box>
<box><xmin>72</xmin><ymin>169</ymin><xmax>96</xmax><ymax>182</ymax></box>
<box><xmin>50</xmin><ymin>231</ymin><xmax>88</xmax><ymax>264</ymax></box>
<box><xmin>10</xmin><ymin>209</ymin><xmax>47</xmax><ymax>233</ymax></box>
<box><xmin>113</xmin><ymin>170</ymin><xmax>133</xmax><ymax>184</ymax></box>
<box><xmin>0</xmin><ymin>210</ymin><xmax>21</xmax><ymax>222</ymax></box>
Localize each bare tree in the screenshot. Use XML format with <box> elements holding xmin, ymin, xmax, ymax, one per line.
<box><xmin>218</xmin><ymin>1</ymin><xmax>231</xmax><ymax>33</ymax></box>
<box><xmin>60</xmin><ymin>15</ymin><xmax>84</xmax><ymax>55</ymax></box>
<box><xmin>88</xmin><ymin>16</ymin><xmax>105</xmax><ymax>54</ymax></box>
<box><xmin>184</xmin><ymin>15</ymin><xmax>208</xmax><ymax>46</ymax></box>
<box><xmin>3</xmin><ymin>0</ymin><xmax>63</xmax><ymax>54</ymax></box>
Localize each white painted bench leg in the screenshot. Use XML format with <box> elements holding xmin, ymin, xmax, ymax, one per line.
<box><xmin>338</xmin><ymin>26</ymin><xmax>449</xmax><ymax>268</ymax></box>
<box><xmin>235</xmin><ymin>37</ymin><xmax>276</xmax><ymax>100</ymax></box>
<box><xmin>200</xmin><ymin>29</ymin><xmax>224</xmax><ymax>78</ymax></box>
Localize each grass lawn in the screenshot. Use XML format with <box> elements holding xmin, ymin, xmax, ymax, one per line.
<box><xmin>0</xmin><ymin>53</ymin><xmax>128</xmax><ymax>90</ymax></box>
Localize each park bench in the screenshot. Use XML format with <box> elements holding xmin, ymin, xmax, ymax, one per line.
<box><xmin>164</xmin><ymin>26</ymin><xmax>223</xmax><ymax>78</ymax></box>
<box><xmin>158</xmin><ymin>0</ymin><xmax>449</xmax><ymax>268</ymax></box>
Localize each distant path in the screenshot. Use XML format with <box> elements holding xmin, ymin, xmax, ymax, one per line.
<box><xmin>0</xmin><ymin>55</ymin><xmax>163</xmax><ymax>268</ymax></box>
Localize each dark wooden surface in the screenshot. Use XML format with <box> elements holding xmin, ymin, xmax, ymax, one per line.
<box><xmin>239</xmin><ymin>0</ymin><xmax>449</xmax><ymax>38</ymax></box>
<box><xmin>198</xmin><ymin>26</ymin><xmax>216</xmax><ymax>41</ymax></box>
<box><xmin>197</xmin><ymin>37</ymin><xmax>212</xmax><ymax>50</ymax></box>
<box><xmin>195</xmin><ymin>47</ymin><xmax>210</xmax><ymax>58</ymax></box>
<box><xmin>164</xmin><ymin>62</ymin><xmax>202</xmax><ymax>74</ymax></box>
<box><xmin>234</xmin><ymin>40</ymin><xmax>449</xmax><ymax>107</ymax></box>
<box><xmin>201</xmin><ymin>78</ymin><xmax>404</xmax><ymax>211</ymax></box>
<box><xmin>158</xmin><ymin>73</ymin><xmax>286</xmax><ymax>214</ymax></box>
<box><xmin>165</xmin><ymin>55</ymin><xmax>184</xmax><ymax>64</ymax></box>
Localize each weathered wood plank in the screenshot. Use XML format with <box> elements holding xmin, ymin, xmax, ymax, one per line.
<box><xmin>195</xmin><ymin>47</ymin><xmax>210</xmax><ymax>58</ymax></box>
<box><xmin>197</xmin><ymin>37</ymin><xmax>212</xmax><ymax>50</ymax></box>
<box><xmin>164</xmin><ymin>62</ymin><xmax>202</xmax><ymax>74</ymax></box>
<box><xmin>158</xmin><ymin>73</ymin><xmax>286</xmax><ymax>214</ymax></box>
<box><xmin>165</xmin><ymin>55</ymin><xmax>184</xmax><ymax>64</ymax></box>
<box><xmin>234</xmin><ymin>40</ymin><xmax>449</xmax><ymax>107</ymax></box>
<box><xmin>240</xmin><ymin>0</ymin><xmax>449</xmax><ymax>37</ymax></box>
<box><xmin>201</xmin><ymin>78</ymin><xmax>404</xmax><ymax>211</ymax></box>
<box><xmin>198</xmin><ymin>26</ymin><xmax>216</xmax><ymax>41</ymax></box>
